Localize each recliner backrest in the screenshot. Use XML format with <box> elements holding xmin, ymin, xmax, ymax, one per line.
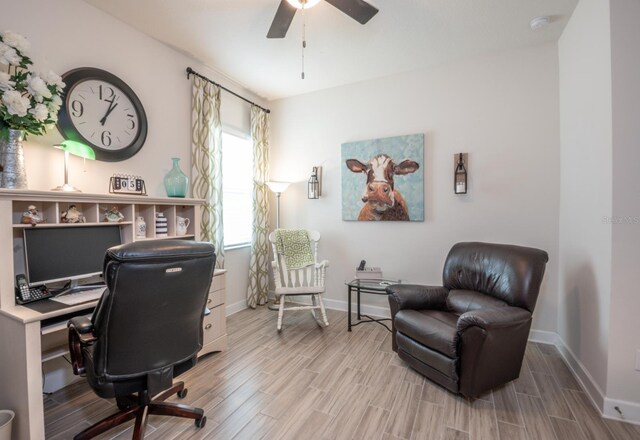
<box><xmin>442</xmin><ymin>242</ymin><xmax>548</xmax><ymax>312</ymax></box>
<box><xmin>91</xmin><ymin>240</ymin><xmax>216</xmax><ymax>379</ymax></box>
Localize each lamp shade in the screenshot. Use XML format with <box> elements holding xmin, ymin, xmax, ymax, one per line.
<box><xmin>266</xmin><ymin>181</ymin><xmax>290</xmax><ymax>194</ymax></box>
<box><xmin>56</xmin><ymin>140</ymin><xmax>96</xmax><ymax>160</ymax></box>
<box><xmin>286</xmin><ymin>0</ymin><xmax>321</xmax><ymax>9</ymax></box>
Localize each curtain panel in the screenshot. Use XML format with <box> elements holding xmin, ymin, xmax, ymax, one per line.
<box><xmin>246</xmin><ymin>106</ymin><xmax>270</xmax><ymax>308</ymax></box>
<box><xmin>191</xmin><ymin>77</ymin><xmax>225</xmax><ymax>268</ymax></box>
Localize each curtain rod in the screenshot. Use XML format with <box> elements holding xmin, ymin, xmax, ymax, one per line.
<box><xmin>186</xmin><ymin>67</ymin><xmax>270</xmax><ymax>114</ymax></box>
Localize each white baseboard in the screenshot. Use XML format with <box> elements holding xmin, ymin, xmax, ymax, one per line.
<box><xmin>323</xmin><ymin>298</ymin><xmax>390</xmax><ymax>318</ymax></box>
<box><xmin>226</xmin><ymin>299</ymin><xmax>248</xmax><ymax>316</ymax></box>
<box><xmin>603</xmin><ymin>398</ymin><xmax>640</xmax><ymax>425</ymax></box>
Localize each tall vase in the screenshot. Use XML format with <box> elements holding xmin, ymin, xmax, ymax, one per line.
<box><xmin>164</xmin><ymin>157</ymin><xmax>188</xmax><ymax>198</ymax></box>
<box><xmin>0</xmin><ymin>129</ymin><xmax>28</xmax><ymax>189</ymax></box>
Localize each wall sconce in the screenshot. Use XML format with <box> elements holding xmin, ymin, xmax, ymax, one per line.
<box><xmin>51</xmin><ymin>140</ymin><xmax>95</xmax><ymax>192</ymax></box>
<box><xmin>308</xmin><ymin>166</ymin><xmax>321</xmax><ymax>199</ymax></box>
<box><xmin>454</xmin><ymin>153</ymin><xmax>468</xmax><ymax>194</ymax></box>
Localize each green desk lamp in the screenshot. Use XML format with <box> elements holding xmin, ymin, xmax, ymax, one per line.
<box><xmin>51</xmin><ymin>140</ymin><xmax>95</xmax><ymax>192</ymax></box>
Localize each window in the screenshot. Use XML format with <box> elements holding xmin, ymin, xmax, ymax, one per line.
<box><xmin>222</xmin><ymin>131</ymin><xmax>253</xmax><ymax>248</ymax></box>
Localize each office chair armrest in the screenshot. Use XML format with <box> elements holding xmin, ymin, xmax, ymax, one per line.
<box><xmin>457</xmin><ymin>306</ymin><xmax>531</xmax><ymax>332</ymax></box>
<box><xmin>68</xmin><ymin>316</ymin><xmax>97</xmax><ymax>376</ymax></box>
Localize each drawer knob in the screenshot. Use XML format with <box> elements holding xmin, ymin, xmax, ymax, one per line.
<box><xmin>205</xmin><ymin>323</ymin><xmax>212</xmax><ymax>330</ymax></box>
<box><xmin>207</xmin><ymin>298</ymin><xmax>213</xmax><ymax>304</ymax></box>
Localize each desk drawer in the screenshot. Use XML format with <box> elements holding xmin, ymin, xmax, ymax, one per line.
<box><xmin>210</xmin><ymin>273</ymin><xmax>225</xmax><ymax>292</ymax></box>
<box><xmin>203</xmin><ymin>304</ymin><xmax>225</xmax><ymax>345</ymax></box>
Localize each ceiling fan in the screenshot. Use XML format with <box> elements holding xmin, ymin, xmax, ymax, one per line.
<box><xmin>267</xmin><ymin>0</ymin><xmax>379</xmax><ymax>39</ymax></box>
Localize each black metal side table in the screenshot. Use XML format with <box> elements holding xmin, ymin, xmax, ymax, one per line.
<box><xmin>345</xmin><ymin>278</ymin><xmax>401</xmax><ymax>332</ymax></box>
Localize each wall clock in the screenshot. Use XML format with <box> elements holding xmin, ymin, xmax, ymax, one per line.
<box><xmin>57</xmin><ymin>67</ymin><xmax>148</xmax><ymax>162</ymax></box>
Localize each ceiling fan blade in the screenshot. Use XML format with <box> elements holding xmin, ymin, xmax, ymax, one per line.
<box><xmin>267</xmin><ymin>0</ymin><xmax>297</xmax><ymax>38</ymax></box>
<box><xmin>324</xmin><ymin>0</ymin><xmax>379</xmax><ymax>25</ymax></box>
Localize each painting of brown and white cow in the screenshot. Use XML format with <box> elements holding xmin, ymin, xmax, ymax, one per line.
<box><xmin>342</xmin><ymin>134</ymin><xmax>424</xmax><ymax>222</ymax></box>
<box><xmin>346</xmin><ymin>154</ymin><xmax>419</xmax><ymax>221</ymax></box>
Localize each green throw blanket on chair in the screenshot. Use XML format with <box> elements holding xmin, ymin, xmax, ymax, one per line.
<box><xmin>275</xmin><ymin>229</ymin><xmax>314</xmax><ymax>269</ymax></box>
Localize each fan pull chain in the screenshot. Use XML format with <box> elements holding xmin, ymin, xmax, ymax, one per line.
<box><xmin>301</xmin><ymin>4</ymin><xmax>306</xmax><ymax>80</ymax></box>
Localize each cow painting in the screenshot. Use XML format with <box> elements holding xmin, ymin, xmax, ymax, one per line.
<box><xmin>346</xmin><ymin>154</ymin><xmax>420</xmax><ymax>221</ymax></box>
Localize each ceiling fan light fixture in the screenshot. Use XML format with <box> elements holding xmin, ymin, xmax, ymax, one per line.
<box><xmin>286</xmin><ymin>0</ymin><xmax>321</xmax><ymax>9</ymax></box>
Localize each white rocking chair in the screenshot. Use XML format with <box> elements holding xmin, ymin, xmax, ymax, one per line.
<box><xmin>269</xmin><ymin>230</ymin><xmax>329</xmax><ymax>331</ymax></box>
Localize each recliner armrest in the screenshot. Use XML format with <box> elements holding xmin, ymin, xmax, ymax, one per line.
<box><xmin>457</xmin><ymin>306</ymin><xmax>531</xmax><ymax>333</ymax></box>
<box><xmin>386</xmin><ymin>284</ymin><xmax>448</xmax><ymax>312</ymax></box>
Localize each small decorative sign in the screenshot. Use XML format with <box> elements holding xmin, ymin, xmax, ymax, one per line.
<box><xmin>109</xmin><ymin>174</ymin><xmax>147</xmax><ymax>196</ymax></box>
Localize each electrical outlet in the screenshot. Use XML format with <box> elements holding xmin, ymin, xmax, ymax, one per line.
<box><xmin>636</xmin><ymin>350</ymin><xmax>640</xmax><ymax>371</ymax></box>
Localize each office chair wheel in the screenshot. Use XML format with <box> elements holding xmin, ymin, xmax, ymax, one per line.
<box><xmin>195</xmin><ymin>416</ymin><xmax>207</xmax><ymax>428</ymax></box>
<box><xmin>177</xmin><ymin>388</ymin><xmax>188</xmax><ymax>398</ymax></box>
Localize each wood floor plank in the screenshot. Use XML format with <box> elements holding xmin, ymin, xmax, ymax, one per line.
<box><xmin>497</xmin><ymin>421</ymin><xmax>528</xmax><ymax>440</ymax></box>
<box><xmin>231</xmin><ymin>414</ymin><xmax>278</xmax><ymax>440</ymax></box>
<box><xmin>443</xmin><ymin>391</ymin><xmax>470</xmax><ymax>432</ymax></box>
<box><xmin>353</xmin><ymin>405</ymin><xmax>391</xmax><ymax>440</ymax></box>
<box><xmin>516</xmin><ymin>393</ymin><xmax>558</xmax><ymax>440</ymax></box>
<box><xmin>561</xmin><ymin>390</ymin><xmax>615</xmax><ymax>440</ymax></box>
<box><xmin>410</xmin><ymin>401</ymin><xmax>445</xmax><ymax>440</ymax></box>
<box><xmin>420</xmin><ymin>379</ymin><xmax>447</xmax><ymax>405</ymax></box>
<box><xmin>469</xmin><ymin>398</ymin><xmax>499</xmax><ymax>440</ymax></box>
<box><xmin>493</xmin><ymin>383</ymin><xmax>524</xmax><ymax>427</ymax></box>
<box><xmin>531</xmin><ymin>371</ymin><xmax>575</xmax><ymax>420</ymax></box>
<box><xmin>384</xmin><ymin>381</ymin><xmax>422</xmax><ymax>439</ymax></box>
<box><xmin>544</xmin><ymin>354</ymin><xmax>581</xmax><ymax>391</ymax></box>
<box><xmin>443</xmin><ymin>427</ymin><xmax>470</xmax><ymax>440</ymax></box>
<box><xmin>44</xmin><ymin>308</ymin><xmax>637</xmax><ymax>440</ymax></box>
<box><xmin>603</xmin><ymin>418</ymin><xmax>640</xmax><ymax>440</ymax></box>
<box><xmin>525</xmin><ymin>342</ymin><xmax>552</xmax><ymax>375</ymax></box>
<box><xmin>549</xmin><ymin>416</ymin><xmax>587</xmax><ymax>440</ymax></box>
<box><xmin>513</xmin><ymin>358</ymin><xmax>540</xmax><ymax>397</ymax></box>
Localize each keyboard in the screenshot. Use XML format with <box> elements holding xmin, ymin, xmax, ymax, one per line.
<box><xmin>51</xmin><ymin>287</ymin><xmax>106</xmax><ymax>306</ymax></box>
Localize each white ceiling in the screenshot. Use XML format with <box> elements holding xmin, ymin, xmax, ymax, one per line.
<box><xmin>83</xmin><ymin>0</ymin><xmax>578</xmax><ymax>101</ymax></box>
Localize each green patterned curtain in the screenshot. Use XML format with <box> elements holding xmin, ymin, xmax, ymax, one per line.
<box><xmin>191</xmin><ymin>77</ymin><xmax>224</xmax><ymax>268</ymax></box>
<box><xmin>247</xmin><ymin>106</ymin><xmax>270</xmax><ymax>308</ymax></box>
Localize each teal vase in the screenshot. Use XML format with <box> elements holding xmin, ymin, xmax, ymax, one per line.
<box><xmin>164</xmin><ymin>158</ymin><xmax>188</xmax><ymax>197</ymax></box>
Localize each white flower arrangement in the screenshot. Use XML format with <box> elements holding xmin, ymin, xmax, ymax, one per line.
<box><xmin>0</xmin><ymin>30</ymin><xmax>65</xmax><ymax>138</ymax></box>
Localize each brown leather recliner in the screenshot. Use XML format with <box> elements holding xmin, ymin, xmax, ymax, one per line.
<box><xmin>386</xmin><ymin>242</ymin><xmax>548</xmax><ymax>398</ymax></box>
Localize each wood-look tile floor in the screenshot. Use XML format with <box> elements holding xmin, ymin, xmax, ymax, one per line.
<box><xmin>44</xmin><ymin>307</ymin><xmax>640</xmax><ymax>440</ymax></box>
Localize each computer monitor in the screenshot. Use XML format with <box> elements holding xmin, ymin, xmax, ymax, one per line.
<box><xmin>23</xmin><ymin>226</ymin><xmax>122</xmax><ymax>286</ymax></box>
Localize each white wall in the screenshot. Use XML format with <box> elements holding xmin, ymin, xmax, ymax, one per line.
<box><xmin>1</xmin><ymin>0</ymin><xmax>261</xmax><ymax>309</ymax></box>
<box><xmin>608</xmin><ymin>0</ymin><xmax>640</xmax><ymax>408</ymax></box>
<box><xmin>270</xmin><ymin>43</ymin><xmax>561</xmax><ymax>332</ymax></box>
<box><xmin>558</xmin><ymin>0</ymin><xmax>613</xmax><ymax>407</ymax></box>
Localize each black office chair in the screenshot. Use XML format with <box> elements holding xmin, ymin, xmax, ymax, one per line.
<box><xmin>67</xmin><ymin>240</ymin><xmax>216</xmax><ymax>440</ymax></box>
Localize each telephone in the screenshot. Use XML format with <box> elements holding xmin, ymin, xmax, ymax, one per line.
<box><xmin>15</xmin><ymin>274</ymin><xmax>52</xmax><ymax>304</ymax></box>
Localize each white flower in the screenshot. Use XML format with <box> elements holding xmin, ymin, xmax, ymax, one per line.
<box><xmin>47</xmin><ymin>94</ymin><xmax>62</xmax><ymax>112</ymax></box>
<box><xmin>29</xmin><ymin>103</ymin><xmax>48</xmax><ymax>121</ymax></box>
<box><xmin>2</xmin><ymin>90</ymin><xmax>31</xmax><ymax>117</ymax></box>
<box><xmin>27</xmin><ymin>74</ymin><xmax>52</xmax><ymax>102</ymax></box>
<box><xmin>0</xmin><ymin>71</ymin><xmax>15</xmax><ymax>91</ymax></box>
<box><xmin>0</xmin><ymin>47</ymin><xmax>21</xmax><ymax>66</ymax></box>
<box><xmin>1</xmin><ymin>30</ymin><xmax>30</xmax><ymax>55</ymax></box>
<box><xmin>41</xmin><ymin>70</ymin><xmax>64</xmax><ymax>89</ymax></box>
<box><xmin>0</xmin><ymin>42</ymin><xmax>8</xmax><ymax>56</ymax></box>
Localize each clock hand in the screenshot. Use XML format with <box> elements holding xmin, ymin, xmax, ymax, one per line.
<box><xmin>99</xmin><ymin>100</ymin><xmax>119</xmax><ymax>126</ymax></box>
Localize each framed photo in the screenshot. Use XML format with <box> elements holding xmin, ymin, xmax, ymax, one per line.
<box><xmin>342</xmin><ymin>133</ymin><xmax>424</xmax><ymax>221</ymax></box>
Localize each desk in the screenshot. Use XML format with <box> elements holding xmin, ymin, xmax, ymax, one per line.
<box><xmin>0</xmin><ymin>189</ymin><xmax>216</xmax><ymax>440</ymax></box>
<box><xmin>345</xmin><ymin>278</ymin><xmax>400</xmax><ymax>332</ymax></box>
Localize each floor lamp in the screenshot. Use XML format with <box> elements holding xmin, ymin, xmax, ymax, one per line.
<box><xmin>266</xmin><ymin>181</ymin><xmax>290</xmax><ymax>229</ymax></box>
<box><xmin>266</xmin><ymin>181</ymin><xmax>290</xmax><ymax>310</ymax></box>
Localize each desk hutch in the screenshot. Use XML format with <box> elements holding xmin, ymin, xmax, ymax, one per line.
<box><xmin>0</xmin><ymin>189</ymin><xmax>227</xmax><ymax>440</ymax></box>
